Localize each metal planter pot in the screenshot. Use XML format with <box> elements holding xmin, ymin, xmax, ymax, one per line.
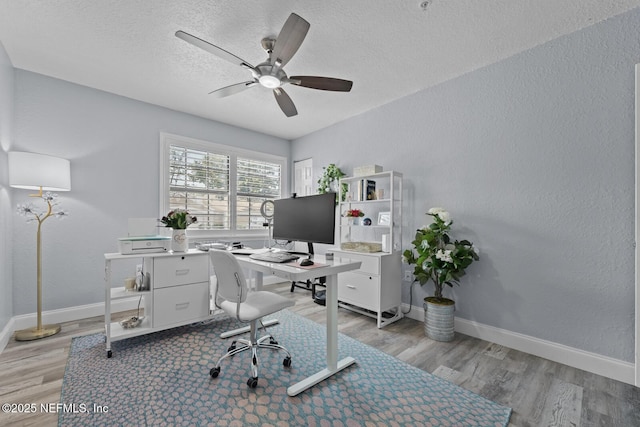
<box><xmin>424</xmin><ymin>297</ymin><xmax>455</xmax><ymax>342</ymax></box>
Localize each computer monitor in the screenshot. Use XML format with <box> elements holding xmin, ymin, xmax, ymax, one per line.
<box><xmin>272</xmin><ymin>192</ymin><xmax>336</xmax><ymax>254</ymax></box>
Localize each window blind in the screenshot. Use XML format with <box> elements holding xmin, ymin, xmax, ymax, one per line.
<box><xmin>165</xmin><ymin>142</ymin><xmax>283</xmax><ymax>232</ymax></box>
<box><xmin>236</xmin><ymin>158</ymin><xmax>282</xmax><ymax>230</ymax></box>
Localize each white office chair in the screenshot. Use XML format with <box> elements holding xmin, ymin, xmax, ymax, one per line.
<box><xmin>209</xmin><ymin>250</ymin><xmax>295</xmax><ymax>388</ymax></box>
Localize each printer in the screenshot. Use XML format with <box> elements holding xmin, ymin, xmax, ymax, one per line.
<box><xmin>118</xmin><ymin>235</ymin><xmax>171</xmax><ymax>255</ymax></box>
<box><xmin>118</xmin><ymin>218</ymin><xmax>172</xmax><ymax>255</ymax></box>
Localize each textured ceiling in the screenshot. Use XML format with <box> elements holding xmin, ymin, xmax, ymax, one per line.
<box><xmin>1</xmin><ymin>0</ymin><xmax>639</xmax><ymax>140</ymax></box>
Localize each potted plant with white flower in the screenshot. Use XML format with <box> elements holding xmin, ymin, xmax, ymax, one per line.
<box><xmin>161</xmin><ymin>209</ymin><xmax>197</xmax><ymax>252</ymax></box>
<box><xmin>402</xmin><ymin>207</ymin><xmax>479</xmax><ymax>341</ymax></box>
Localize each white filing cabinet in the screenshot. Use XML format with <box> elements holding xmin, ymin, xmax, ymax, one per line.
<box><xmin>332</xmin><ymin>249</ymin><xmax>402</xmax><ymax>328</ymax></box>
<box><xmin>103</xmin><ymin>250</ymin><xmax>211</xmax><ymax>357</ymax></box>
<box><xmin>151</xmin><ymin>255</ymin><xmax>210</xmax><ymax>328</ymax></box>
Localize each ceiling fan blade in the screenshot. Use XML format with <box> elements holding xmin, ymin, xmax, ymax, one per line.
<box><xmin>270</xmin><ymin>13</ymin><xmax>310</xmax><ymax>68</ymax></box>
<box><xmin>273</xmin><ymin>87</ymin><xmax>298</xmax><ymax>117</ymax></box>
<box><xmin>289</xmin><ymin>76</ymin><xmax>353</xmax><ymax>92</ymax></box>
<box><xmin>175</xmin><ymin>30</ymin><xmax>254</xmax><ymax>70</ymax></box>
<box><xmin>209</xmin><ymin>81</ymin><xmax>258</xmax><ymax>98</ymax></box>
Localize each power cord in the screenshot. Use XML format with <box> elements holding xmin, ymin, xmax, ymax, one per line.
<box><xmin>120</xmin><ymin>295</ymin><xmax>143</xmax><ymax>329</ymax></box>
<box><xmin>401</xmin><ymin>280</ymin><xmax>414</xmax><ymax>315</ymax></box>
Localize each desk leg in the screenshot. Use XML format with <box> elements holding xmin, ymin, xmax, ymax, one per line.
<box><xmin>326</xmin><ymin>273</ymin><xmax>338</xmax><ymax>370</ymax></box>
<box><xmin>104</xmin><ymin>260</ymin><xmax>112</xmax><ymax>358</ymax></box>
<box><xmin>287</xmin><ymin>274</ymin><xmax>356</xmax><ymax>396</ymax></box>
<box><xmin>219</xmin><ymin>269</ymin><xmax>279</xmax><ymax>339</ymax></box>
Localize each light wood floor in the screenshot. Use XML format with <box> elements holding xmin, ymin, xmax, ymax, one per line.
<box><xmin>1</xmin><ymin>282</ymin><xmax>638</xmax><ymax>426</ymax></box>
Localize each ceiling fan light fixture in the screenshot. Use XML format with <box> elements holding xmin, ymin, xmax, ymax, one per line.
<box><xmin>177</xmin><ymin>13</ymin><xmax>352</xmax><ymax>117</ymax></box>
<box><xmin>259</xmin><ymin>75</ymin><xmax>281</xmax><ymax>88</ymax></box>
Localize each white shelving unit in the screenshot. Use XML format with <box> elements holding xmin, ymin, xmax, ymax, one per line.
<box><xmin>333</xmin><ymin>170</ymin><xmax>403</xmax><ymax>328</ymax></box>
<box><xmin>103</xmin><ymin>250</ymin><xmax>211</xmax><ymax>357</ymax></box>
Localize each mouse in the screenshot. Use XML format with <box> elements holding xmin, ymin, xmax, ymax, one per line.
<box><xmin>300</xmin><ymin>259</ymin><xmax>314</xmax><ymax>266</ymax></box>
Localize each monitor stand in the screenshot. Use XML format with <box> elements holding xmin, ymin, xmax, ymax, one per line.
<box><xmin>288</xmin><ymin>242</ymin><xmax>314</xmax><ymax>257</ymax></box>
<box><xmin>290</xmin><ymin>242</ymin><xmax>328</xmax><ymax>300</ymax></box>
<box><xmin>314</xmin><ymin>254</ymin><xmax>327</xmax><ymax>305</ymax></box>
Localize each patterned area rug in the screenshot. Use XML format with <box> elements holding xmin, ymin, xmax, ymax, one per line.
<box><xmin>60</xmin><ymin>310</ymin><xmax>511</xmax><ymax>426</ymax></box>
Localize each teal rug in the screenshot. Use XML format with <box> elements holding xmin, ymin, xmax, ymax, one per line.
<box><xmin>60</xmin><ymin>310</ymin><xmax>511</xmax><ymax>426</ymax></box>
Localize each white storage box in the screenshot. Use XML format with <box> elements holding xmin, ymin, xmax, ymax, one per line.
<box><xmin>354</xmin><ymin>165</ymin><xmax>383</xmax><ymax>176</ymax></box>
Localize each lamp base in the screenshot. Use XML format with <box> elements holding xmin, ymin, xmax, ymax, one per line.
<box><xmin>14</xmin><ymin>324</ymin><xmax>61</xmax><ymax>341</ymax></box>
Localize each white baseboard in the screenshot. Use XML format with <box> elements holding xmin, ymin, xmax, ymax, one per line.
<box><xmin>5</xmin><ymin>297</ymin><xmax>633</xmax><ymax>385</ymax></box>
<box><xmin>402</xmin><ymin>303</ymin><xmax>635</xmax><ymax>385</ymax></box>
<box><xmin>0</xmin><ymin>317</ymin><xmax>15</xmax><ymax>354</ymax></box>
<box><xmin>12</xmin><ymin>298</ymin><xmax>141</xmax><ymax>331</ymax></box>
<box><xmin>1</xmin><ymin>298</ymin><xmax>141</xmax><ymax>353</ymax></box>
<box><xmin>0</xmin><ymin>278</ymin><xmax>285</xmax><ymax>354</ymax></box>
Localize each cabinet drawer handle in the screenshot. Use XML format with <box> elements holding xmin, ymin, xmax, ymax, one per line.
<box><xmin>346</xmin><ymin>285</ymin><xmax>356</xmax><ymax>289</ymax></box>
<box><xmin>175</xmin><ymin>269</ymin><xmax>190</xmax><ymax>276</ymax></box>
<box><xmin>175</xmin><ymin>302</ymin><xmax>190</xmax><ymax>310</ymax></box>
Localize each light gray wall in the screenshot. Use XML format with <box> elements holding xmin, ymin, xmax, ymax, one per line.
<box><xmin>11</xmin><ymin>70</ymin><xmax>290</xmax><ymax>316</ymax></box>
<box><xmin>0</xmin><ymin>41</ymin><xmax>14</xmax><ymax>330</ymax></box>
<box><xmin>292</xmin><ymin>9</ymin><xmax>640</xmax><ymax>362</ymax></box>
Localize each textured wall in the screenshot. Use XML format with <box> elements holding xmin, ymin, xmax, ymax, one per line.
<box><xmin>11</xmin><ymin>71</ymin><xmax>290</xmax><ymax>316</ymax></box>
<box><xmin>292</xmin><ymin>9</ymin><xmax>639</xmax><ymax>362</ymax></box>
<box><xmin>0</xmin><ymin>41</ymin><xmax>14</xmax><ymax>331</ymax></box>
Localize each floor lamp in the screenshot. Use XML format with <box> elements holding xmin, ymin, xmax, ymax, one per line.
<box><xmin>9</xmin><ymin>152</ymin><xmax>71</xmax><ymax>341</ymax></box>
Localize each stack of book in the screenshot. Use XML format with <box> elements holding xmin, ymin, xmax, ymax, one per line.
<box><xmin>355</xmin><ymin>179</ymin><xmax>376</xmax><ymax>201</ymax></box>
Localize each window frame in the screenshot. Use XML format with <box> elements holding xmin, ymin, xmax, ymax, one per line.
<box><xmin>159</xmin><ymin>132</ymin><xmax>288</xmax><ymax>239</ymax></box>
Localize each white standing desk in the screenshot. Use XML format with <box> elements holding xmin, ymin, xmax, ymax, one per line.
<box><xmin>234</xmin><ymin>254</ymin><xmax>361</xmax><ymax>396</ymax></box>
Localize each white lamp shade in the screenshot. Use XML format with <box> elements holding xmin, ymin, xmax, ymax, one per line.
<box><xmin>8</xmin><ymin>151</ymin><xmax>71</xmax><ymax>191</ymax></box>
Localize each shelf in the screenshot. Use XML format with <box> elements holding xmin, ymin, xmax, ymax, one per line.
<box><xmin>110</xmin><ymin>287</ymin><xmax>150</xmax><ymax>301</ymax></box>
<box><xmin>333</xmin><ymin>249</ymin><xmax>398</xmax><ymax>258</ymax></box>
<box><xmin>104</xmin><ymin>248</ymin><xmax>204</xmax><ymax>260</ymax></box>
<box><xmin>344</xmin><ymin>198</ymin><xmax>390</xmax><ymax>204</ymax></box>
<box><xmin>108</xmin><ymin>317</ymin><xmax>153</xmax><ymax>341</ymax></box>
<box><xmin>104</xmin><ymin>251</ymin><xmax>213</xmax><ymax>357</ymax></box>
<box><xmin>339</xmin><ymin>224</ymin><xmax>391</xmax><ymax>229</ymax></box>
<box><xmin>338</xmin><ymin>301</ymin><xmax>402</xmax><ymax>328</ymax></box>
<box><xmin>336</xmin><ymin>170</ymin><xmax>403</xmax><ymax>328</ymax></box>
<box><xmin>341</xmin><ymin>171</ymin><xmax>403</xmax><ymax>182</ymax></box>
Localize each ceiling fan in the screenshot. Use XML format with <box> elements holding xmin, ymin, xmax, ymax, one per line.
<box><xmin>175</xmin><ymin>13</ymin><xmax>353</xmax><ymax>117</ymax></box>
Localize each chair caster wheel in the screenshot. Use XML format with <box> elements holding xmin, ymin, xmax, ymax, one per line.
<box><xmin>283</xmin><ymin>356</ymin><xmax>292</xmax><ymax>368</ymax></box>
<box><xmin>247</xmin><ymin>377</ymin><xmax>258</xmax><ymax>388</ymax></box>
<box><xmin>107</xmin><ymin>350</ymin><xmax>112</xmax><ymax>358</ymax></box>
<box><xmin>210</xmin><ymin>367</ymin><xmax>220</xmax><ymax>378</ymax></box>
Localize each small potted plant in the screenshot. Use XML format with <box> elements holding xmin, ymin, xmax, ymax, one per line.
<box><xmin>161</xmin><ymin>209</ymin><xmax>197</xmax><ymax>252</ymax></box>
<box><xmin>402</xmin><ymin>207</ymin><xmax>479</xmax><ymax>341</ymax></box>
<box><xmin>317</xmin><ymin>163</ymin><xmax>348</xmax><ymax>203</ymax></box>
<box><xmin>344</xmin><ymin>208</ymin><xmax>365</xmax><ymax>225</ymax></box>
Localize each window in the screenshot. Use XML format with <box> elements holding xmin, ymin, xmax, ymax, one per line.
<box><xmin>160</xmin><ymin>133</ymin><xmax>287</xmax><ymax>236</ymax></box>
<box><xmin>236</xmin><ymin>157</ymin><xmax>282</xmax><ymax>230</ymax></box>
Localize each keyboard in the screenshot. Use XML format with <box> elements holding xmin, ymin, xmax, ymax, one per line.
<box><xmin>231</xmin><ymin>248</ymin><xmax>270</xmax><ymax>255</ymax></box>
<box><xmin>249</xmin><ymin>252</ymin><xmax>300</xmax><ymax>263</ymax></box>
